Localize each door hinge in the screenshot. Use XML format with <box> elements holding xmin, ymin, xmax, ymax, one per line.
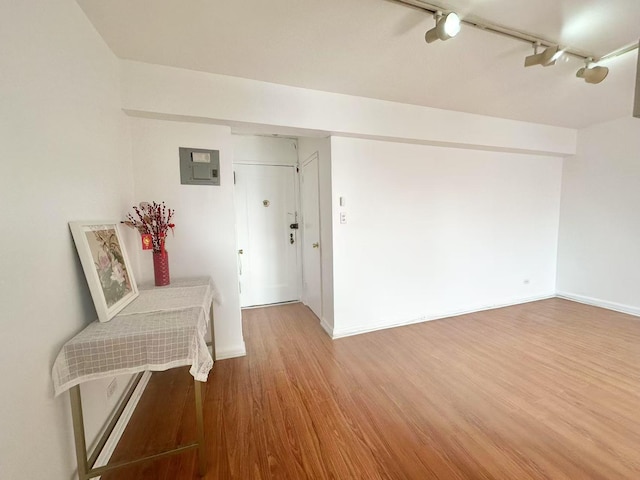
<box><xmin>296</xmin><ymin>166</ymin><xmax>299</xmax><ymax>173</ymax></box>
<box><xmin>233</xmin><ymin>171</ymin><xmax>236</xmax><ymax>184</ymax></box>
<box><xmin>238</xmin><ymin>282</ymin><xmax>242</xmax><ymax>294</ymax></box>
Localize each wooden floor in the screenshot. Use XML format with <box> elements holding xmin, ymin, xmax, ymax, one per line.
<box><xmin>102</xmin><ymin>299</ymin><xmax>640</xmax><ymax>479</ymax></box>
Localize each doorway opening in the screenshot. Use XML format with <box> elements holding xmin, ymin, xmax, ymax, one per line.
<box><xmin>232</xmin><ymin>134</ymin><xmax>325</xmax><ymax>324</ymax></box>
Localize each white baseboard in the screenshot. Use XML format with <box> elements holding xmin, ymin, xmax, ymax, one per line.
<box><xmin>93</xmin><ymin>371</ymin><xmax>152</xmax><ymax>478</ymax></box>
<box><xmin>215</xmin><ymin>342</ymin><xmax>247</xmax><ymax>360</ymax></box>
<box><xmin>319</xmin><ymin>317</ymin><xmax>334</xmax><ymax>337</ymax></box>
<box><xmin>332</xmin><ymin>293</ymin><xmax>556</xmax><ymax>339</ymax></box>
<box><xmin>555</xmin><ymin>291</ymin><xmax>640</xmax><ymax>317</ymax></box>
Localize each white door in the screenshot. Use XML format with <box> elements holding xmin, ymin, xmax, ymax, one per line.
<box><xmin>300</xmin><ymin>154</ymin><xmax>322</xmax><ymax>318</ymax></box>
<box><xmin>235</xmin><ymin>164</ymin><xmax>299</xmax><ymax>307</ymax></box>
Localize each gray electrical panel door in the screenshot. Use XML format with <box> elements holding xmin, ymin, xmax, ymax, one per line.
<box><xmin>179</xmin><ymin>147</ymin><xmax>220</xmax><ymax>186</ymax></box>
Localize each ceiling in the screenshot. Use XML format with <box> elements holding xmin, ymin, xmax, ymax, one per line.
<box><xmin>76</xmin><ymin>0</ymin><xmax>640</xmax><ymax>129</ymax></box>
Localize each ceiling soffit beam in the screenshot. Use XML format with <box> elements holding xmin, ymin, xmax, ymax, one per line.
<box><xmin>390</xmin><ymin>0</ymin><xmax>639</xmax><ymax>63</ymax></box>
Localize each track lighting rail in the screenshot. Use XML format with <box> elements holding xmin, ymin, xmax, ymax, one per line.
<box><xmin>390</xmin><ymin>0</ymin><xmax>638</xmax><ymax>63</ymax></box>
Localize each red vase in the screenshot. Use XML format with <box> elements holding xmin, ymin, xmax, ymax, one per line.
<box><xmin>153</xmin><ymin>250</ymin><xmax>170</xmax><ymax>286</ymax></box>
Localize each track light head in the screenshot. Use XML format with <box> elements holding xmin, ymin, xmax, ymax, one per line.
<box><xmin>425</xmin><ymin>11</ymin><xmax>461</xmax><ymax>44</ymax></box>
<box><xmin>524</xmin><ymin>44</ymin><xmax>564</xmax><ymax>67</ymax></box>
<box><xmin>576</xmin><ymin>59</ymin><xmax>609</xmax><ymax>84</ymax></box>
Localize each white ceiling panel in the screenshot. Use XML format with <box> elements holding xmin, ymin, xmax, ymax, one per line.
<box><xmin>76</xmin><ymin>0</ymin><xmax>640</xmax><ymax>128</ymax></box>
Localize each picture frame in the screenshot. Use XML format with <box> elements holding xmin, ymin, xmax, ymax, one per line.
<box><xmin>69</xmin><ymin>221</ymin><xmax>139</xmax><ymax>323</ymax></box>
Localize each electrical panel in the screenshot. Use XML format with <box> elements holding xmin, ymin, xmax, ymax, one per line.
<box><xmin>179</xmin><ymin>147</ymin><xmax>220</xmax><ymax>186</ymax></box>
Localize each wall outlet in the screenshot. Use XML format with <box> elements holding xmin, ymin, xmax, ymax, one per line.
<box><xmin>340</xmin><ymin>212</ymin><xmax>347</xmax><ymax>224</ymax></box>
<box><xmin>106</xmin><ymin>378</ymin><xmax>118</xmax><ymax>399</ymax></box>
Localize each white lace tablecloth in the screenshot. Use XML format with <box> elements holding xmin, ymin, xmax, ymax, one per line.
<box><xmin>52</xmin><ymin>277</ymin><xmax>219</xmax><ymax>396</ymax></box>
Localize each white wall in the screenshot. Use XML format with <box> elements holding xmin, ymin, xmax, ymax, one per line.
<box><xmin>330</xmin><ymin>137</ymin><xmax>563</xmax><ymax>337</ymax></box>
<box><xmin>121</xmin><ymin>61</ymin><xmax>577</xmax><ymax>156</ymax></box>
<box><xmin>0</xmin><ymin>0</ymin><xmax>135</xmax><ymax>477</ymax></box>
<box><xmin>233</xmin><ymin>135</ymin><xmax>298</xmax><ymax>165</ymax></box>
<box><xmin>556</xmin><ymin>117</ymin><xmax>640</xmax><ymax>315</ymax></box>
<box><xmin>298</xmin><ymin>137</ymin><xmax>335</xmax><ymax>329</ymax></box>
<box><xmin>129</xmin><ymin>117</ymin><xmax>245</xmax><ymax>359</ymax></box>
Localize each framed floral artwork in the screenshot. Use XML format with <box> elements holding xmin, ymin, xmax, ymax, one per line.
<box><xmin>69</xmin><ymin>221</ymin><xmax>139</xmax><ymax>322</ymax></box>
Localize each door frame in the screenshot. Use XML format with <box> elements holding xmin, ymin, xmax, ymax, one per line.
<box><xmin>233</xmin><ymin>161</ymin><xmax>303</xmax><ymax>306</ymax></box>
<box><xmin>300</xmin><ymin>152</ymin><xmax>323</xmax><ymax>318</ymax></box>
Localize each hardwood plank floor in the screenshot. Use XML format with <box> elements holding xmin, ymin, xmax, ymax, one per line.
<box><xmin>101</xmin><ymin>299</ymin><xmax>640</xmax><ymax>479</ymax></box>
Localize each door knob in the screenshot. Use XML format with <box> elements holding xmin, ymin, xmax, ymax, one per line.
<box><xmin>312</xmin><ymin>242</ymin><xmax>319</xmax><ymax>248</ymax></box>
<box><xmin>238</xmin><ymin>249</ymin><xmax>244</xmax><ymax>254</ymax></box>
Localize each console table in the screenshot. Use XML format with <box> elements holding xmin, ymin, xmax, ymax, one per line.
<box><xmin>52</xmin><ymin>277</ymin><xmax>218</xmax><ymax>479</ymax></box>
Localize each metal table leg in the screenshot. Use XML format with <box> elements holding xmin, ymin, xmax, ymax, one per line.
<box><xmin>194</xmin><ymin>380</ymin><xmax>206</xmax><ymax>476</ymax></box>
<box><xmin>208</xmin><ymin>303</ymin><xmax>216</xmax><ymax>360</ymax></box>
<box><xmin>69</xmin><ymin>374</ymin><xmax>207</xmax><ymax>479</ymax></box>
<box><xmin>70</xmin><ymin>385</ymin><xmax>90</xmax><ymax>480</ymax></box>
